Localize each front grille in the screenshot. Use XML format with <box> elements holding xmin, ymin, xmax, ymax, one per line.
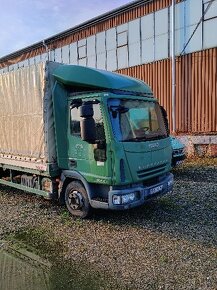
<box><xmin>137</xmin><ymin>163</ymin><xmax>167</xmax><ymax>179</ymax></box>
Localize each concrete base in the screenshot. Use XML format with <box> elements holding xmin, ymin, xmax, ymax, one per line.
<box><xmin>175</xmin><ymin>135</ymin><xmax>217</xmax><ymax>158</ymax></box>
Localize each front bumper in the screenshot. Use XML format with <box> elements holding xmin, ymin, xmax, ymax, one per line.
<box><xmin>108</xmin><ymin>173</ymin><xmax>174</xmax><ymax>210</ymax></box>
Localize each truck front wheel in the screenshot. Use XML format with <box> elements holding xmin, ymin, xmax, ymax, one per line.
<box><xmin>65</xmin><ymin>181</ymin><xmax>91</xmax><ymax>218</ymax></box>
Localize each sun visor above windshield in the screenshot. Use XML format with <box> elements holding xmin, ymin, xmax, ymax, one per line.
<box><xmin>53</xmin><ymin>65</ymin><xmax>153</xmax><ymax>95</ymax></box>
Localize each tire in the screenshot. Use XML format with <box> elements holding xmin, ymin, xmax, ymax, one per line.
<box><xmin>65</xmin><ymin>181</ymin><xmax>91</xmax><ymax>218</ymax></box>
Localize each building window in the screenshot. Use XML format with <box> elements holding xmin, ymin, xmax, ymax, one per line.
<box><xmin>117</xmin><ymin>31</ymin><xmax>128</xmax><ymax>47</ymax></box>
<box><xmin>203</xmin><ymin>0</ymin><xmax>217</xmax><ymax>21</ymax></box>
<box><xmin>77</xmin><ymin>39</ymin><xmax>87</xmax><ymax>65</ymax></box>
<box><xmin>117</xmin><ymin>24</ymin><xmax>129</xmax><ymax>69</ymax></box>
<box><xmin>78</xmin><ymin>45</ymin><xmax>86</xmax><ymax>59</ymax></box>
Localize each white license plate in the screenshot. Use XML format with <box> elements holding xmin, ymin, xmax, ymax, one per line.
<box><xmin>150</xmin><ymin>185</ymin><xmax>163</xmax><ymax>195</ymax></box>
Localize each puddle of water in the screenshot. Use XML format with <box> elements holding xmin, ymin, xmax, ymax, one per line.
<box><xmin>0</xmin><ymin>242</ymin><xmax>51</xmax><ymax>290</ymax></box>
<box><xmin>0</xmin><ymin>240</ymin><xmax>116</xmax><ymax>290</ymax></box>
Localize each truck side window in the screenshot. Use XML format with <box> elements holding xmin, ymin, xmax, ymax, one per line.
<box><xmin>70</xmin><ymin>107</ymin><xmax>81</xmax><ymax>137</ymax></box>
<box><xmin>93</xmin><ymin>103</ymin><xmax>105</xmax><ymax>141</ymax></box>
<box><xmin>70</xmin><ymin>103</ymin><xmax>105</xmax><ymax>140</ymax></box>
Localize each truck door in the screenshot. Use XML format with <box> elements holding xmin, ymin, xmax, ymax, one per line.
<box><xmin>67</xmin><ymin>100</ymin><xmax>111</xmax><ymax>185</ymax></box>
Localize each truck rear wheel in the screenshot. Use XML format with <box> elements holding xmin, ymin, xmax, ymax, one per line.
<box><xmin>65</xmin><ymin>181</ymin><xmax>91</xmax><ymax>218</ymax></box>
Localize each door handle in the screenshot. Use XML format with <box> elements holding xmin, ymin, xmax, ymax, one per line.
<box><xmin>69</xmin><ymin>159</ymin><xmax>77</xmax><ymax>167</ymax></box>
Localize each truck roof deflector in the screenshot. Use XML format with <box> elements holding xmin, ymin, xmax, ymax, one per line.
<box><xmin>53</xmin><ymin>65</ymin><xmax>153</xmax><ymax>95</ymax></box>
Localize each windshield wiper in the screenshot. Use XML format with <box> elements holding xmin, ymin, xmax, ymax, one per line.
<box><xmin>123</xmin><ymin>136</ymin><xmax>147</xmax><ymax>142</ymax></box>
<box><xmin>146</xmin><ymin>135</ymin><xmax>167</xmax><ymax>140</ymax></box>
<box><xmin>123</xmin><ymin>134</ymin><xmax>167</xmax><ymax>142</ymax></box>
<box><xmin>140</xmin><ymin>135</ymin><xmax>167</xmax><ymax>141</ymax></box>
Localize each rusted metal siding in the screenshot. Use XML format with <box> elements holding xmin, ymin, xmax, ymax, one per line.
<box><xmin>176</xmin><ymin>49</ymin><xmax>217</xmax><ymax>133</ymax></box>
<box><xmin>0</xmin><ymin>0</ymin><xmax>171</xmax><ymax>68</ymax></box>
<box><xmin>117</xmin><ymin>47</ymin><xmax>217</xmax><ymax>134</ymax></box>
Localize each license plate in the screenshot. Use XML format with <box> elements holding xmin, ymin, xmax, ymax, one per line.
<box><xmin>150</xmin><ymin>185</ymin><xmax>163</xmax><ymax>195</ymax></box>
<box><xmin>176</xmin><ymin>160</ymin><xmax>183</xmax><ymax>165</ymax></box>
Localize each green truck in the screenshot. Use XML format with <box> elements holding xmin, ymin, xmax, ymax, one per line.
<box><xmin>0</xmin><ymin>62</ymin><xmax>173</xmax><ymax>217</ymax></box>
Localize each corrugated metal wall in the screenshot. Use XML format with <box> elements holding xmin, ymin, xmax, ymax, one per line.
<box><xmin>118</xmin><ymin>47</ymin><xmax>217</xmax><ymax>134</ymax></box>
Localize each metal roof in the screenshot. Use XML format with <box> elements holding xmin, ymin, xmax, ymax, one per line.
<box><xmin>0</xmin><ymin>0</ymin><xmax>152</xmax><ymax>63</ymax></box>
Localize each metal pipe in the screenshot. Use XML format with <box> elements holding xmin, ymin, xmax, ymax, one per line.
<box><xmin>42</xmin><ymin>40</ymin><xmax>50</xmax><ymax>61</ymax></box>
<box><xmin>171</xmin><ymin>0</ymin><xmax>176</xmax><ymax>133</ymax></box>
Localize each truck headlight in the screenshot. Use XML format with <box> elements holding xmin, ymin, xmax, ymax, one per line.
<box><xmin>113</xmin><ymin>195</ymin><xmax>122</xmax><ymax>205</ymax></box>
<box><xmin>122</xmin><ymin>193</ymin><xmax>137</xmax><ymax>204</ymax></box>
<box><xmin>167</xmin><ymin>179</ymin><xmax>173</xmax><ymax>187</ymax></box>
<box><xmin>122</xmin><ymin>195</ymin><xmax>130</xmax><ymax>204</ymax></box>
<box><xmin>113</xmin><ymin>192</ymin><xmax>139</xmax><ymax>205</ymax></box>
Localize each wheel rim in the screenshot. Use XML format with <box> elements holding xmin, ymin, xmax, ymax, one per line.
<box><xmin>68</xmin><ymin>190</ymin><xmax>84</xmax><ymax>210</ymax></box>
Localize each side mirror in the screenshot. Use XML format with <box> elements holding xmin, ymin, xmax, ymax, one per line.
<box><xmin>160</xmin><ymin>106</ymin><xmax>170</xmax><ymax>135</ymax></box>
<box><xmin>110</xmin><ymin>105</ymin><xmax>129</xmax><ymax>118</ymax></box>
<box><xmin>80</xmin><ymin>103</ymin><xmax>96</xmax><ymax>143</ymax></box>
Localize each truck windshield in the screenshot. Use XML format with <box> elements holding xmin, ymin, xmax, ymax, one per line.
<box><xmin>108</xmin><ymin>99</ymin><xmax>167</xmax><ymax>142</ymax></box>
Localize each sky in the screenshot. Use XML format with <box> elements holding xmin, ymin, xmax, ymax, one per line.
<box><xmin>0</xmin><ymin>0</ymin><xmax>133</xmax><ymax>58</ymax></box>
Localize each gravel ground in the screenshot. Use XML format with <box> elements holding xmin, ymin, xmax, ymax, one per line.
<box><xmin>0</xmin><ymin>158</ymin><xmax>217</xmax><ymax>289</ymax></box>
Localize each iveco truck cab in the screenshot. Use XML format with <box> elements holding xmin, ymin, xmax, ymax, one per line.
<box><xmin>52</xmin><ymin>65</ymin><xmax>174</xmax><ymax>217</ymax></box>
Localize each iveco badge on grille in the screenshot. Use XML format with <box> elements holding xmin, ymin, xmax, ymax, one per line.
<box><xmin>148</xmin><ymin>142</ymin><xmax>159</xmax><ymax>149</ymax></box>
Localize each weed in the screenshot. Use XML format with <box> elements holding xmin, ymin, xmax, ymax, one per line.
<box><xmin>60</xmin><ymin>209</ymin><xmax>72</xmax><ymax>225</ymax></box>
